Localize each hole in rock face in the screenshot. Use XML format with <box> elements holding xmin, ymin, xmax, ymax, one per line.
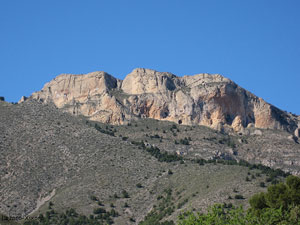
<box><xmin>225</xmin><ymin>114</ymin><xmax>233</xmax><ymax>124</ymax></box>
<box><xmin>161</xmin><ymin>110</ymin><xmax>169</xmax><ymax>118</ymax></box>
<box><xmin>178</xmin><ymin>120</ymin><xmax>182</xmax><ymax>124</ymax></box>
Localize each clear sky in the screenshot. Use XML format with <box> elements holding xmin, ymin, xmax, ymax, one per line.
<box><xmin>0</xmin><ymin>0</ymin><xmax>299</xmax><ymax>114</ymax></box>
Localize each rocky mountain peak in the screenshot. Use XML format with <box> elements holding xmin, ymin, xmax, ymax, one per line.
<box><xmin>28</xmin><ymin>68</ymin><xmax>299</xmax><ymax>133</ymax></box>
<box><xmin>31</xmin><ymin>71</ymin><xmax>120</xmax><ymax>107</ymax></box>
<box><xmin>121</xmin><ymin>68</ymin><xmax>177</xmax><ymax>94</ymax></box>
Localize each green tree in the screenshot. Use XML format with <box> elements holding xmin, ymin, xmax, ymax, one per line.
<box><xmin>178</xmin><ymin>176</ymin><xmax>300</xmax><ymax>225</ymax></box>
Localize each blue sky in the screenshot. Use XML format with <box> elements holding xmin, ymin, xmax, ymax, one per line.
<box><xmin>0</xmin><ymin>0</ymin><xmax>299</xmax><ymax>114</ymax></box>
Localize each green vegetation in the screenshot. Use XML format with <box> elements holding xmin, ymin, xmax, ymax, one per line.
<box><xmin>121</xmin><ymin>189</ymin><xmax>130</xmax><ymax>198</ymax></box>
<box><xmin>192</xmin><ymin>158</ymin><xmax>289</xmax><ymax>182</ymax></box>
<box><xmin>179</xmin><ymin>137</ymin><xmax>190</xmax><ymax>145</ymax></box>
<box><xmin>90</xmin><ymin>195</ymin><xmax>98</xmax><ymax>201</ymax></box>
<box><xmin>139</xmin><ymin>188</ymin><xmax>175</xmax><ymax>225</ymax></box>
<box><xmin>150</xmin><ymin>134</ymin><xmax>161</xmax><ymax>139</ymax></box>
<box><xmin>94</xmin><ymin>123</ymin><xmax>115</xmax><ymax>136</ymax></box>
<box><xmin>131</xmin><ymin>140</ymin><xmax>183</xmax><ymax>162</ymax></box>
<box><xmin>136</xmin><ymin>183</ymin><xmax>143</xmax><ymax>188</ymax></box>
<box><xmin>23</xmin><ymin>207</ymin><xmax>118</xmax><ymax>225</ymax></box>
<box><xmin>168</xmin><ymin>169</ymin><xmax>173</xmax><ymax>175</ymax></box>
<box><xmin>122</xmin><ymin>136</ymin><xmax>128</xmax><ymax>141</ymax></box>
<box><xmin>234</xmin><ymin>194</ymin><xmax>244</xmax><ymax>199</ymax></box>
<box><xmin>178</xmin><ymin>175</ymin><xmax>300</xmax><ymax>225</ymax></box>
<box><xmin>218</xmin><ymin>136</ymin><xmax>236</xmax><ymax>148</ymax></box>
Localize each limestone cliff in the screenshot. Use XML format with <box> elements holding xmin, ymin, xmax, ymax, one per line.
<box><xmin>30</xmin><ymin>68</ymin><xmax>299</xmax><ymax>133</ymax></box>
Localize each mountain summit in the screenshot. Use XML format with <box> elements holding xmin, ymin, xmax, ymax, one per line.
<box><xmin>30</xmin><ymin>68</ymin><xmax>299</xmax><ymax>134</ymax></box>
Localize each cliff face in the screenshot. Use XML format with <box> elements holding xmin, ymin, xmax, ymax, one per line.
<box><xmin>30</xmin><ymin>68</ymin><xmax>299</xmax><ymax>133</ymax></box>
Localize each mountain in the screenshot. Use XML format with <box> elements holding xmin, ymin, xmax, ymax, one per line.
<box><xmin>1</xmin><ymin>69</ymin><xmax>300</xmax><ymax>224</ymax></box>
<box><xmin>29</xmin><ymin>68</ymin><xmax>300</xmax><ymax>134</ymax></box>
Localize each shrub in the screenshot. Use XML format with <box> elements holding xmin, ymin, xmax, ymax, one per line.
<box><xmin>90</xmin><ymin>195</ymin><xmax>98</xmax><ymax>201</ymax></box>
<box><xmin>98</xmin><ymin>201</ymin><xmax>104</xmax><ymax>206</ymax></box>
<box><xmin>136</xmin><ymin>183</ymin><xmax>143</xmax><ymax>188</ymax></box>
<box><xmin>93</xmin><ymin>208</ymin><xmax>106</xmax><ymax>214</ymax></box>
<box><xmin>113</xmin><ymin>193</ymin><xmax>119</xmax><ymax>199</ymax></box>
<box><xmin>249</xmin><ymin>192</ymin><xmax>267</xmax><ymax>210</ymax></box>
<box><xmin>110</xmin><ymin>209</ymin><xmax>119</xmax><ymax>217</ymax></box>
<box><xmin>150</xmin><ymin>134</ymin><xmax>160</xmax><ymax>139</ymax></box>
<box><xmin>234</xmin><ymin>194</ymin><xmax>244</xmax><ymax>199</ymax></box>
<box><xmin>260</xmin><ymin>182</ymin><xmax>266</xmax><ymax>187</ymax></box>
<box><xmin>121</xmin><ymin>190</ymin><xmax>129</xmax><ymax>198</ymax></box>
<box><xmin>179</xmin><ymin>137</ymin><xmax>189</xmax><ymax>145</ymax></box>
<box><xmin>122</xmin><ymin>136</ymin><xmax>128</xmax><ymax>141</ymax></box>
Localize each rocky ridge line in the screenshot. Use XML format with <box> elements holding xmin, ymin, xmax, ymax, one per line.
<box><xmin>28</xmin><ymin>68</ymin><xmax>300</xmax><ymax>135</ymax></box>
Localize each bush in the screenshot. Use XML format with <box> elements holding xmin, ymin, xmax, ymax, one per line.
<box><xmin>113</xmin><ymin>193</ymin><xmax>119</xmax><ymax>199</ymax></box>
<box><xmin>121</xmin><ymin>190</ymin><xmax>130</xmax><ymax>198</ymax></box>
<box><xmin>150</xmin><ymin>134</ymin><xmax>160</xmax><ymax>139</ymax></box>
<box><xmin>110</xmin><ymin>209</ymin><xmax>119</xmax><ymax>217</ymax></box>
<box><xmin>90</xmin><ymin>195</ymin><xmax>98</xmax><ymax>201</ymax></box>
<box><xmin>179</xmin><ymin>137</ymin><xmax>189</xmax><ymax>145</ymax></box>
<box><xmin>93</xmin><ymin>207</ymin><xmax>106</xmax><ymax>214</ymax></box>
<box><xmin>260</xmin><ymin>182</ymin><xmax>266</xmax><ymax>187</ymax></box>
<box><xmin>136</xmin><ymin>183</ymin><xmax>143</xmax><ymax>188</ymax></box>
<box><xmin>234</xmin><ymin>194</ymin><xmax>244</xmax><ymax>199</ymax></box>
<box><xmin>249</xmin><ymin>192</ymin><xmax>267</xmax><ymax>210</ymax></box>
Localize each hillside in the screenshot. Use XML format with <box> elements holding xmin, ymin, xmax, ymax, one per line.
<box><xmin>0</xmin><ymin>100</ymin><xmax>292</xmax><ymax>224</ymax></box>
<box><xmin>0</xmin><ymin>99</ymin><xmax>297</xmax><ymax>224</ymax></box>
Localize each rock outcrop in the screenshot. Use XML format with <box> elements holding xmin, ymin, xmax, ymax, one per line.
<box><xmin>30</xmin><ymin>68</ymin><xmax>299</xmax><ymax>133</ymax></box>
<box><xmin>295</xmin><ymin>128</ymin><xmax>300</xmax><ymax>138</ymax></box>
<box><xmin>18</xmin><ymin>96</ymin><xmax>27</xmax><ymax>104</ymax></box>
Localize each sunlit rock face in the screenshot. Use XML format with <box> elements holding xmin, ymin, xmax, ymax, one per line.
<box><xmin>30</xmin><ymin>68</ymin><xmax>299</xmax><ymax>133</ymax></box>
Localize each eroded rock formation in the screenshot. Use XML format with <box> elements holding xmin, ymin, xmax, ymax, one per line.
<box><xmin>29</xmin><ymin>68</ymin><xmax>299</xmax><ymax>133</ymax></box>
